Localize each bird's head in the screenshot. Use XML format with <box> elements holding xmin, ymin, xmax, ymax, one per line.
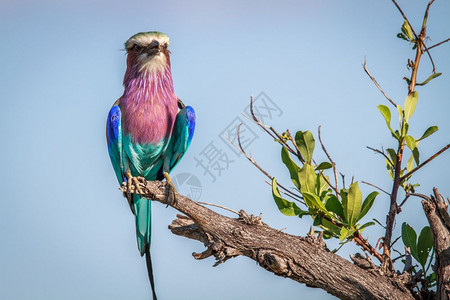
<box><xmin>124</xmin><ymin>31</ymin><xmax>171</xmax><ymax>75</ymax></box>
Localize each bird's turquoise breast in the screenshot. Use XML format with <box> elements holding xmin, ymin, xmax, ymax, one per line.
<box><xmin>122</xmin><ymin>134</ymin><xmax>169</xmax><ymax>181</ymax></box>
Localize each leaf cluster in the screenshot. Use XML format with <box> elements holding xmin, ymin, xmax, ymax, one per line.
<box><xmin>272</xmin><ymin>131</ymin><xmax>378</xmax><ymax>243</ymax></box>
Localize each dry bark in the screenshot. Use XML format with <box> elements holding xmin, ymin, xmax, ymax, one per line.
<box><xmin>122</xmin><ymin>179</ymin><xmax>418</xmax><ymax>300</ymax></box>
<box><xmin>421</xmin><ymin>188</ymin><xmax>450</xmax><ymax>299</ymax></box>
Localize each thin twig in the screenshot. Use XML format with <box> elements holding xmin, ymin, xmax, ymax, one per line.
<box><xmin>361</xmin><ymin>181</ymin><xmax>391</xmax><ymax>196</ymax></box>
<box><xmin>340</xmin><ymin>173</ymin><xmax>346</xmax><ymax>190</ymax></box>
<box><xmin>421</xmin><ymin>0</ymin><xmax>436</xmax><ymax>72</ymax></box>
<box><xmin>353</xmin><ymin>232</ymin><xmax>384</xmax><ymax>263</ymax></box>
<box><xmin>391</xmin><ymin>0</ymin><xmax>418</xmax><ymax>36</ymax></box>
<box><xmin>363</xmin><ymin>58</ymin><xmax>397</xmax><ymax>107</ymax></box>
<box><xmin>400</xmin><ymin>144</ymin><xmax>450</xmax><ymax>181</ymax></box>
<box><xmin>391</xmin><ymin>236</ymin><xmax>401</xmax><ymax>248</ymax></box>
<box><xmin>230</xmin><ymin>125</ymin><xmax>303</xmax><ymax>202</ymax></box>
<box><xmin>248</xmin><ymin>98</ymin><xmax>341</xmax><ymax>197</ymax></box>
<box><xmin>392</xmin><ymin>254</ymin><xmax>406</xmax><ymax>263</ymax></box>
<box><xmin>428</xmin><ymin>38</ymin><xmax>450</xmax><ymax>50</ymax></box>
<box><xmin>264</xmin><ymin>180</ymin><xmax>305</xmax><ymax>205</ymax></box>
<box><xmin>197</xmin><ymin>201</ymin><xmax>240</xmax><ymax>215</ymax></box>
<box><xmin>318</xmin><ymin>126</ymin><xmax>339</xmax><ymax>198</ymax></box>
<box><xmin>286</xmin><ymin>129</ymin><xmax>305</xmax><ymax>164</ymax></box>
<box><xmin>367</xmin><ymin>146</ymin><xmax>394</xmax><ymax>167</ymax></box>
<box><xmin>409</xmin><ymin>193</ymin><xmax>430</xmax><ymax>201</ymax></box>
<box><xmin>391</xmin><ymin>0</ymin><xmax>436</xmax><ymax>76</ymax></box>
<box><xmin>247</xmin><ymin>96</ymin><xmax>298</xmax><ymax>157</ymax></box>
<box><xmin>232</xmin><ymin>127</ymin><xmax>271</xmax><ymax>179</ymax></box>
<box><xmin>398</xmin><ymin>194</ymin><xmax>411</xmax><ymax>208</ymax></box>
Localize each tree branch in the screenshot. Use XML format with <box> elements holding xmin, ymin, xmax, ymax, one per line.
<box><xmin>420</xmin><ymin>188</ymin><xmax>450</xmax><ymax>299</ymax></box>
<box><xmin>363</xmin><ymin>58</ymin><xmax>397</xmax><ymax>107</ymax></box>
<box><xmin>318</xmin><ymin>125</ymin><xmax>339</xmax><ymax>199</ymax></box>
<box><xmin>428</xmin><ymin>38</ymin><xmax>450</xmax><ymax>50</ymax></box>
<box><xmin>400</xmin><ymin>143</ymin><xmax>450</xmax><ymax>182</ymax></box>
<box><xmin>122</xmin><ymin>179</ymin><xmax>416</xmax><ymax>300</ymax></box>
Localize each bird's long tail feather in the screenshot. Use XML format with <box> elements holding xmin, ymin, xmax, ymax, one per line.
<box><xmin>145</xmin><ymin>247</ymin><xmax>157</xmax><ymax>300</ymax></box>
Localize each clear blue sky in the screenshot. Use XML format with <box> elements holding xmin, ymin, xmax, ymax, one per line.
<box><xmin>1</xmin><ymin>0</ymin><xmax>449</xmax><ymax>299</ymax></box>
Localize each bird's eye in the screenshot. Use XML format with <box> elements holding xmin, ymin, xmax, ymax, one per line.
<box><xmin>132</xmin><ymin>44</ymin><xmax>142</xmax><ymax>51</ymax></box>
<box><xmin>162</xmin><ymin>43</ymin><xmax>168</xmax><ymax>48</ymax></box>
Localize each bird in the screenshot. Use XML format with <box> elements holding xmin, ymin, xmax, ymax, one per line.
<box><xmin>106</xmin><ymin>31</ymin><xmax>196</xmax><ymax>300</ymax></box>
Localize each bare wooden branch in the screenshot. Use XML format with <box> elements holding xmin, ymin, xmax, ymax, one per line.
<box><xmin>362</xmin><ymin>181</ymin><xmax>391</xmax><ymax>196</ymax></box>
<box><xmin>400</xmin><ymin>143</ymin><xmax>450</xmax><ymax>182</ymax></box>
<box><xmin>428</xmin><ymin>37</ymin><xmax>450</xmax><ymax>50</ymax></box>
<box><xmin>363</xmin><ymin>58</ymin><xmax>397</xmax><ymax>107</ymax></box>
<box><xmin>229</xmin><ymin>124</ymin><xmax>303</xmax><ymax>202</ymax></box>
<box><xmin>318</xmin><ymin>125</ymin><xmax>339</xmax><ymax>199</ymax></box>
<box><xmin>383</xmin><ymin>135</ymin><xmax>405</xmax><ymax>270</ymax></box>
<box><xmin>248</xmin><ymin>96</ymin><xmax>298</xmax><ymax>158</ymax></box>
<box><xmin>122</xmin><ymin>179</ymin><xmax>416</xmax><ymax>300</ymax></box>
<box><xmin>421</xmin><ymin>188</ymin><xmax>450</xmax><ymax>299</ymax></box>
<box><xmin>367</xmin><ymin>146</ymin><xmax>394</xmax><ymax>167</ymax></box>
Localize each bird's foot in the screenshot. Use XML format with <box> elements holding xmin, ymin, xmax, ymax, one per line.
<box><xmin>163</xmin><ymin>172</ymin><xmax>177</xmax><ymax>207</ymax></box>
<box><xmin>125</xmin><ymin>170</ymin><xmax>145</xmax><ymax>195</ymax></box>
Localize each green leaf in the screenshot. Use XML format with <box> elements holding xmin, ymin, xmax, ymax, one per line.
<box><xmin>404</xmin><ymin>91</ymin><xmax>418</xmax><ymax>122</ymax></box>
<box><xmin>342</xmin><ymin>182</ymin><xmax>362</xmax><ymax>226</ymax></box>
<box><xmin>359</xmin><ymin>221</ymin><xmax>375</xmax><ymax>231</ymax></box>
<box><xmin>402</xmin><ymin>222</ymin><xmax>419</xmax><ymax>262</ymax></box>
<box><xmin>325</xmin><ymin>195</ymin><xmax>345</xmax><ymax>221</ymax></box>
<box><xmin>397</xmin><ymin>32</ymin><xmax>409</xmax><ymax>41</ymax></box>
<box><xmin>417</xmin><ymin>226</ymin><xmax>433</xmax><ymax>268</ymax></box>
<box><xmin>412</xmin><ymin>147</ymin><xmax>419</xmax><ymax>166</ymax></box>
<box><xmin>372</xmin><ymin>218</ymin><xmax>385</xmax><ymax>228</ymax></box>
<box><xmin>427</xmin><ymin>272</ymin><xmax>436</xmax><ymax>284</ymax></box>
<box><xmin>339</xmin><ymin>226</ymin><xmax>349</xmax><ymax>241</ymax></box>
<box><xmin>386</xmin><ymin>161</ymin><xmax>395</xmax><ymax>180</ymax></box>
<box><xmin>281</xmin><ymin>147</ymin><xmax>300</xmax><ymax>189</ymax></box>
<box><xmin>357</xmin><ymin>191</ymin><xmax>378</xmax><ymax>222</ymax></box>
<box><xmin>401</xmin><ymin>20</ymin><xmax>414</xmax><ymax>41</ymax></box>
<box><xmin>295</xmin><ymin>130</ymin><xmax>315</xmax><ymax>164</ymax></box>
<box><xmin>396</xmin><ymin>105</ymin><xmax>403</xmax><ymax>122</ymax></box>
<box><xmin>316</xmin><ymin>174</ymin><xmax>329</xmax><ymax>197</ymax></box>
<box><xmin>302</xmin><ymin>191</ymin><xmax>333</xmax><ymax>218</ymax></box>
<box><xmin>405</xmin><ymin>135</ymin><xmax>417</xmax><ymax>151</ymax></box>
<box><xmin>321</xmin><ymin>218</ymin><xmax>341</xmax><ymax>236</ymax></box>
<box><xmin>298</xmin><ymin>163</ymin><xmax>316</xmax><ymax>194</ymax></box>
<box><xmin>403</xmin><ymin>122</ymin><xmax>409</xmax><ymax>137</ymax></box>
<box><xmin>416</xmin><ymin>73</ymin><xmax>442</xmax><ymax>86</ymax></box>
<box><xmin>387</xmin><ymin>148</ymin><xmax>397</xmax><ymax>167</ymax></box>
<box><xmin>407</xmin><ymin>155</ymin><xmax>414</xmax><ymax>172</ymax></box>
<box><xmin>272</xmin><ymin>178</ymin><xmax>306</xmax><ymax>216</ymax></box>
<box><xmin>377</xmin><ymin>105</ymin><xmax>395</xmax><ymax>135</ymax></box>
<box><xmin>316</xmin><ymin>162</ymin><xmax>333</xmax><ymax>171</ymax></box>
<box><xmin>313</xmin><ymin>215</ymin><xmax>322</xmax><ymax>226</ymax></box>
<box><xmin>417</xmin><ymin>126</ymin><xmax>439</xmax><ymax>141</ymax></box>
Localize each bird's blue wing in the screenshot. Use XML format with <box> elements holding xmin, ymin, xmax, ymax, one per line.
<box><xmin>106</xmin><ymin>102</ymin><xmax>124</xmax><ymax>184</ymax></box>
<box><xmin>166</xmin><ymin>106</ymin><xmax>196</xmax><ymax>172</ymax></box>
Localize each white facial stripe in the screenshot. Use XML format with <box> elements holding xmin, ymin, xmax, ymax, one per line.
<box><xmin>127</xmin><ymin>35</ymin><xmax>170</xmax><ymax>48</ymax></box>
<box><xmin>137</xmin><ymin>52</ymin><xmax>167</xmax><ymax>74</ymax></box>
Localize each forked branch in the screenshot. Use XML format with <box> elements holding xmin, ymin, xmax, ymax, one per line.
<box><xmin>121</xmin><ymin>179</ymin><xmax>415</xmax><ymax>300</ymax></box>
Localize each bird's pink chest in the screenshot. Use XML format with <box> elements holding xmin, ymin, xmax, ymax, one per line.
<box><xmin>121</xmin><ymin>92</ymin><xmax>178</xmax><ymax>144</ymax></box>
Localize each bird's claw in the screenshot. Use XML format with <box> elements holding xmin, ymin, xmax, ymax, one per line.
<box><xmin>163</xmin><ymin>172</ymin><xmax>177</xmax><ymax>207</ymax></box>
<box><xmin>125</xmin><ymin>170</ymin><xmax>145</xmax><ymax>195</ymax></box>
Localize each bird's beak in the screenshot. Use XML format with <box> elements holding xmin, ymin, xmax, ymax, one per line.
<box><xmin>144</xmin><ymin>40</ymin><xmax>161</xmax><ymax>56</ymax></box>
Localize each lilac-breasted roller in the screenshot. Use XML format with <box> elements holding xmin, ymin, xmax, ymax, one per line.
<box><xmin>106</xmin><ymin>31</ymin><xmax>195</xmax><ymax>300</ymax></box>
